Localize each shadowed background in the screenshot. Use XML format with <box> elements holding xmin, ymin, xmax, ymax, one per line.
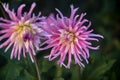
<box><xmin>0</xmin><ymin>0</ymin><xmax>120</xmax><ymax>80</ymax></box>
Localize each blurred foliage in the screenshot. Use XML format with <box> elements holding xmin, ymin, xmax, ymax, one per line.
<box><xmin>0</xmin><ymin>0</ymin><xmax>120</xmax><ymax>80</ymax></box>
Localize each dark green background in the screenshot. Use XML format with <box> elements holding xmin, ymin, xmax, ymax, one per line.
<box><xmin>0</xmin><ymin>0</ymin><xmax>120</xmax><ymax>80</ymax></box>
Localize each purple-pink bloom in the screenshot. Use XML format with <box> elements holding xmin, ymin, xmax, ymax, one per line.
<box><xmin>0</xmin><ymin>3</ymin><xmax>43</xmax><ymax>62</ymax></box>
<box><xmin>40</xmin><ymin>5</ymin><xmax>103</xmax><ymax>68</ymax></box>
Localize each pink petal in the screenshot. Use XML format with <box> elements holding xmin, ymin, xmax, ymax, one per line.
<box><xmin>17</xmin><ymin>4</ymin><xmax>26</xmax><ymax>18</ymax></box>
<box><xmin>5</xmin><ymin>41</ymin><xmax>14</xmax><ymax>52</ymax></box>
<box><xmin>27</xmin><ymin>2</ymin><xmax>36</xmax><ymax>18</ymax></box>
<box><xmin>0</xmin><ymin>39</ymin><xmax>10</xmax><ymax>48</ymax></box>
<box><xmin>70</xmin><ymin>5</ymin><xmax>79</xmax><ymax>19</ymax></box>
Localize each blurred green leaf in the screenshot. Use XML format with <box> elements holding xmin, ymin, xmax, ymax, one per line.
<box><xmin>0</xmin><ymin>61</ymin><xmax>23</xmax><ymax>80</ymax></box>
<box><xmin>111</xmin><ymin>71</ymin><xmax>117</xmax><ymax>80</ymax></box>
<box><xmin>86</xmin><ymin>59</ymin><xmax>116</xmax><ymax>80</ymax></box>
<box><xmin>41</xmin><ymin>59</ymin><xmax>54</xmax><ymax>72</ymax></box>
<box><xmin>17</xmin><ymin>69</ymin><xmax>37</xmax><ymax>80</ymax></box>
<box><xmin>53</xmin><ymin>77</ymin><xmax>64</xmax><ymax>80</ymax></box>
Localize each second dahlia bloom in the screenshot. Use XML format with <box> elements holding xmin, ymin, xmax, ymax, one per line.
<box><xmin>40</xmin><ymin>5</ymin><xmax>103</xmax><ymax>68</ymax></box>
<box><xmin>0</xmin><ymin>3</ymin><xmax>43</xmax><ymax>62</ymax></box>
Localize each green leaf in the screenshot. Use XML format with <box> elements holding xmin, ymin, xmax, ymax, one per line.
<box><xmin>0</xmin><ymin>53</ymin><xmax>37</xmax><ymax>80</ymax></box>
<box><xmin>41</xmin><ymin>59</ymin><xmax>54</xmax><ymax>72</ymax></box>
<box><xmin>86</xmin><ymin>59</ymin><xmax>116</xmax><ymax>80</ymax></box>
<box><xmin>0</xmin><ymin>61</ymin><xmax>23</xmax><ymax>80</ymax></box>
<box><xmin>53</xmin><ymin>77</ymin><xmax>64</xmax><ymax>80</ymax></box>
<box><xmin>17</xmin><ymin>69</ymin><xmax>37</xmax><ymax>80</ymax></box>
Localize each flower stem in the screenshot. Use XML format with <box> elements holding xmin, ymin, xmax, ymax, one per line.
<box><xmin>33</xmin><ymin>55</ymin><xmax>41</xmax><ymax>80</ymax></box>
<box><xmin>55</xmin><ymin>65</ymin><xmax>62</xmax><ymax>78</ymax></box>
<box><xmin>78</xmin><ymin>65</ymin><xmax>83</xmax><ymax>80</ymax></box>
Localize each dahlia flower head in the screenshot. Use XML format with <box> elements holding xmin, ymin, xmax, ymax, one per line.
<box><xmin>0</xmin><ymin>3</ymin><xmax>44</xmax><ymax>62</ymax></box>
<box><xmin>40</xmin><ymin>5</ymin><xmax>103</xmax><ymax>68</ymax></box>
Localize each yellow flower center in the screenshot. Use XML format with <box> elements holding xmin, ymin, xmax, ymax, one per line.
<box><xmin>59</xmin><ymin>30</ymin><xmax>76</xmax><ymax>44</ymax></box>
<box><xmin>15</xmin><ymin>21</ymin><xmax>31</xmax><ymax>34</ymax></box>
<box><xmin>11</xmin><ymin>21</ymin><xmax>33</xmax><ymax>44</ymax></box>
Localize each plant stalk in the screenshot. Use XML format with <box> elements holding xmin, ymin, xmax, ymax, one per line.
<box><xmin>33</xmin><ymin>56</ymin><xmax>41</xmax><ymax>80</ymax></box>
<box><xmin>56</xmin><ymin>65</ymin><xmax>62</xmax><ymax>78</ymax></box>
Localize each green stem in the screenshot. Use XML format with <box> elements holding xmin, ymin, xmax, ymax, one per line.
<box><xmin>56</xmin><ymin>65</ymin><xmax>62</xmax><ymax>78</ymax></box>
<box><xmin>78</xmin><ymin>66</ymin><xmax>83</xmax><ymax>80</ymax></box>
<box><xmin>33</xmin><ymin>56</ymin><xmax>41</xmax><ymax>80</ymax></box>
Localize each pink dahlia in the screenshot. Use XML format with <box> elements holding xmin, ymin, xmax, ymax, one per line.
<box><xmin>40</xmin><ymin>5</ymin><xmax>103</xmax><ymax>68</ymax></box>
<box><xmin>0</xmin><ymin>3</ymin><xmax>43</xmax><ymax>62</ymax></box>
